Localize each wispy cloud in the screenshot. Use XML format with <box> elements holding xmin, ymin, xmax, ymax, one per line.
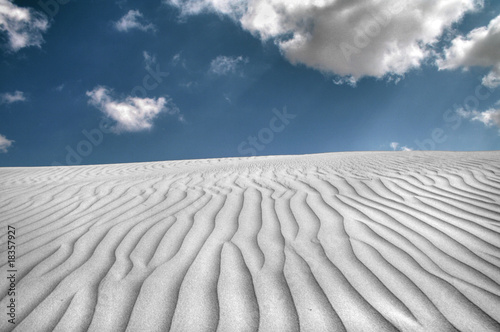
<box><xmin>438</xmin><ymin>14</ymin><xmax>500</xmax><ymax>89</ymax></box>
<box><xmin>86</xmin><ymin>86</ymin><xmax>181</xmax><ymax>133</ymax></box>
<box><xmin>143</xmin><ymin>50</ymin><xmax>156</xmax><ymax>70</ymax></box>
<box><xmin>55</xmin><ymin>84</ymin><xmax>65</xmax><ymax>92</ymax></box>
<box><xmin>114</xmin><ymin>10</ymin><xmax>155</xmax><ymax>32</ymax></box>
<box><xmin>172</xmin><ymin>52</ymin><xmax>182</xmax><ymax>65</ymax></box>
<box><xmin>457</xmin><ymin>106</ymin><xmax>500</xmax><ymax>129</ymax></box>
<box><xmin>0</xmin><ymin>90</ymin><xmax>26</xmax><ymax>104</ymax></box>
<box><xmin>166</xmin><ymin>0</ymin><xmax>246</xmax><ymax>18</ymax></box>
<box><xmin>390</xmin><ymin>141</ymin><xmax>413</xmax><ymax>151</ymax></box>
<box><xmin>171</xmin><ymin>52</ymin><xmax>188</xmax><ymax>69</ymax></box>
<box><xmin>209</xmin><ymin>55</ymin><xmax>248</xmax><ymax>75</ymax></box>
<box><xmin>166</xmin><ymin>0</ymin><xmax>482</xmax><ymax>83</ymax></box>
<box><xmin>0</xmin><ymin>0</ymin><xmax>50</xmax><ymax>52</ymax></box>
<box><xmin>0</xmin><ymin>134</ymin><xmax>14</xmax><ymax>153</ymax></box>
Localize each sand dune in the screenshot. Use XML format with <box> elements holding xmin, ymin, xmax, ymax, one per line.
<box><xmin>1</xmin><ymin>151</ymin><xmax>500</xmax><ymax>331</ymax></box>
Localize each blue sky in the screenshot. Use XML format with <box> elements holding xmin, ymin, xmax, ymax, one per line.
<box><xmin>1</xmin><ymin>0</ymin><xmax>499</xmax><ymax>166</ymax></box>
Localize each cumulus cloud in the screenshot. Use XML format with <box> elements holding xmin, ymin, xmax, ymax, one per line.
<box><xmin>0</xmin><ymin>0</ymin><xmax>50</xmax><ymax>52</ymax></box>
<box><xmin>474</xmin><ymin>109</ymin><xmax>500</xmax><ymax>127</ymax></box>
<box><xmin>0</xmin><ymin>90</ymin><xmax>26</xmax><ymax>104</ymax></box>
<box><xmin>86</xmin><ymin>86</ymin><xmax>180</xmax><ymax>133</ymax></box>
<box><xmin>457</xmin><ymin>106</ymin><xmax>500</xmax><ymax>129</ymax></box>
<box><xmin>114</xmin><ymin>10</ymin><xmax>155</xmax><ymax>32</ymax></box>
<box><xmin>0</xmin><ymin>134</ymin><xmax>13</xmax><ymax>153</ymax></box>
<box><xmin>209</xmin><ymin>55</ymin><xmax>248</xmax><ymax>75</ymax></box>
<box><xmin>166</xmin><ymin>0</ymin><xmax>482</xmax><ymax>82</ymax></box>
<box><xmin>438</xmin><ymin>14</ymin><xmax>500</xmax><ymax>89</ymax></box>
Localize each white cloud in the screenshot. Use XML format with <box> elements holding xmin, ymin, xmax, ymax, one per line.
<box><xmin>86</xmin><ymin>86</ymin><xmax>180</xmax><ymax>133</ymax></box>
<box><xmin>167</xmin><ymin>0</ymin><xmax>246</xmax><ymax>18</ymax></box>
<box><xmin>0</xmin><ymin>90</ymin><xmax>26</xmax><ymax>104</ymax></box>
<box><xmin>438</xmin><ymin>14</ymin><xmax>500</xmax><ymax>89</ymax></box>
<box><xmin>143</xmin><ymin>50</ymin><xmax>157</xmax><ymax>70</ymax></box>
<box><xmin>114</xmin><ymin>10</ymin><xmax>155</xmax><ymax>32</ymax></box>
<box><xmin>456</xmin><ymin>106</ymin><xmax>500</xmax><ymax>129</ymax></box>
<box><xmin>390</xmin><ymin>142</ymin><xmax>399</xmax><ymax>151</ymax></box>
<box><xmin>473</xmin><ymin>108</ymin><xmax>500</xmax><ymax>127</ymax></box>
<box><xmin>0</xmin><ymin>134</ymin><xmax>13</xmax><ymax>153</ymax></box>
<box><xmin>390</xmin><ymin>141</ymin><xmax>413</xmax><ymax>151</ymax></box>
<box><xmin>481</xmin><ymin>66</ymin><xmax>500</xmax><ymax>89</ymax></box>
<box><xmin>209</xmin><ymin>55</ymin><xmax>248</xmax><ymax>75</ymax></box>
<box><xmin>332</xmin><ymin>76</ymin><xmax>357</xmax><ymax>87</ymax></box>
<box><xmin>172</xmin><ymin>52</ymin><xmax>182</xmax><ymax>65</ymax></box>
<box><xmin>166</xmin><ymin>0</ymin><xmax>482</xmax><ymax>83</ymax></box>
<box><xmin>0</xmin><ymin>0</ymin><xmax>49</xmax><ymax>52</ymax></box>
<box><xmin>171</xmin><ymin>52</ymin><xmax>188</xmax><ymax>69</ymax></box>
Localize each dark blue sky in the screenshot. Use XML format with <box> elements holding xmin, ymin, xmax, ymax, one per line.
<box><xmin>1</xmin><ymin>0</ymin><xmax>499</xmax><ymax>166</ymax></box>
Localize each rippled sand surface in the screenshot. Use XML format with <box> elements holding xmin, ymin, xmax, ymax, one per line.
<box><xmin>1</xmin><ymin>151</ymin><xmax>499</xmax><ymax>331</ymax></box>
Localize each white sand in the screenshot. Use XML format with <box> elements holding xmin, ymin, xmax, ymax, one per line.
<box><xmin>1</xmin><ymin>151</ymin><xmax>499</xmax><ymax>331</ymax></box>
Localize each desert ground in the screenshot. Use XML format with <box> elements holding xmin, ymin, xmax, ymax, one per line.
<box><xmin>1</xmin><ymin>151</ymin><xmax>499</xmax><ymax>331</ymax></box>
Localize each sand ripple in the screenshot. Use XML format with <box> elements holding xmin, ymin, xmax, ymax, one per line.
<box><xmin>1</xmin><ymin>151</ymin><xmax>499</xmax><ymax>331</ymax></box>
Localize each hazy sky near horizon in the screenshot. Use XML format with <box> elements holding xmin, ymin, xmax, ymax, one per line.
<box><xmin>1</xmin><ymin>0</ymin><xmax>500</xmax><ymax>166</ymax></box>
